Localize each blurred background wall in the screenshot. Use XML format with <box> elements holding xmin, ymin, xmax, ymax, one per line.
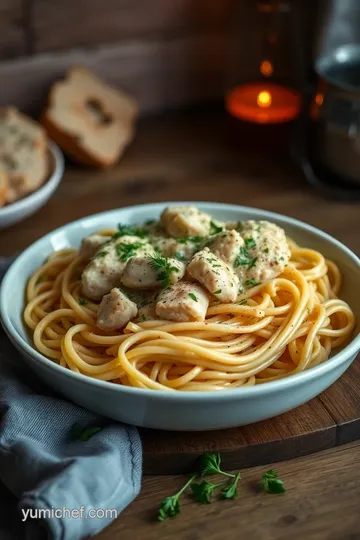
<box><xmin>0</xmin><ymin>0</ymin><xmax>318</xmax><ymax>115</ymax></box>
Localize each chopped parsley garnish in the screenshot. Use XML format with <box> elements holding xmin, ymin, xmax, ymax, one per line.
<box><xmin>117</xmin><ymin>242</ymin><xmax>144</xmax><ymax>261</ymax></box>
<box><xmin>148</xmin><ymin>254</ymin><xmax>179</xmax><ymax>288</ymax></box>
<box><xmin>214</xmin><ymin>289</ymin><xmax>222</xmax><ymax>295</ymax></box>
<box><xmin>174</xmin><ymin>251</ymin><xmax>187</xmax><ymax>262</ymax></box>
<box><xmin>112</xmin><ymin>223</ymin><xmax>149</xmax><ymax>240</ymax></box>
<box><xmin>177</xmin><ymin>235</ymin><xmax>205</xmax><ymax>249</ymax></box>
<box><xmin>245</xmin><ymin>237</ymin><xmax>256</xmax><ymax>249</ymax></box>
<box><xmin>248</xmin><ymin>257</ymin><xmax>257</xmax><ymax>269</ymax></box>
<box><xmin>245</xmin><ymin>278</ymin><xmax>261</xmax><ymax>287</ymax></box>
<box><xmin>210</xmin><ymin>221</ymin><xmax>223</xmax><ymax>235</ymax></box>
<box><xmin>188</xmin><ymin>292</ymin><xmax>198</xmax><ymax>302</ymax></box>
<box><xmin>264</xmin><ymin>248</ymin><xmax>269</xmax><ymax>254</ymax></box>
<box><xmin>238</xmin><ymin>299</ymin><xmax>248</xmax><ymax>305</ymax></box>
<box><xmin>78</xmin><ymin>299</ymin><xmax>88</xmax><ymax>306</ymax></box>
<box><xmin>235</xmin><ymin>221</ymin><xmax>243</xmax><ymax>232</ymax></box>
<box><xmin>234</xmin><ymin>247</ymin><xmax>250</xmax><ymax>267</ymax></box>
<box><xmin>141</xmin><ymin>313</ymin><xmax>148</xmax><ymax>321</ymax></box>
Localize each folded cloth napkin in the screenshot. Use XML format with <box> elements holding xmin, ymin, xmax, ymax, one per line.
<box><xmin>0</xmin><ymin>255</ymin><xmax>142</xmax><ymax>540</ymax></box>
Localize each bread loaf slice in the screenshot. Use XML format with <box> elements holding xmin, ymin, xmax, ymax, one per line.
<box><xmin>0</xmin><ymin>108</ymin><xmax>49</xmax><ymax>203</ymax></box>
<box><xmin>0</xmin><ymin>171</ymin><xmax>8</xmax><ymax>207</ymax></box>
<box><xmin>42</xmin><ymin>67</ymin><xmax>138</xmax><ymax>168</ymax></box>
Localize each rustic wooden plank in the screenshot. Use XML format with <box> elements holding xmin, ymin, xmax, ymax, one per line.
<box><xmin>141</xmin><ymin>398</ymin><xmax>337</xmax><ymax>474</ymax></box>
<box><xmin>0</xmin><ymin>33</ymin><xmax>232</xmax><ymax>115</ymax></box>
<box><xmin>0</xmin><ymin>0</ymin><xmax>27</xmax><ymax>59</ymax></box>
<box><xmin>31</xmin><ymin>0</ymin><xmax>235</xmax><ymax>52</ymax></box>
<box><xmin>96</xmin><ymin>441</ymin><xmax>360</xmax><ymax>540</ymax></box>
<box><xmin>319</xmin><ymin>357</ymin><xmax>360</xmax><ymax>445</ymax></box>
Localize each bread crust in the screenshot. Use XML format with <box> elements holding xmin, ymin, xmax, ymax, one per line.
<box><xmin>42</xmin><ymin>67</ymin><xmax>138</xmax><ymax>168</ymax></box>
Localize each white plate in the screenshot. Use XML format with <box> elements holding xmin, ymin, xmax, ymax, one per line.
<box><xmin>1</xmin><ymin>202</ymin><xmax>360</xmax><ymax>430</ymax></box>
<box><xmin>0</xmin><ymin>142</ymin><xmax>64</xmax><ymax>230</ymax></box>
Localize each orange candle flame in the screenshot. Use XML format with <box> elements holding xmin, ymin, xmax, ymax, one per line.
<box><xmin>257</xmin><ymin>91</ymin><xmax>272</xmax><ymax>108</ymax></box>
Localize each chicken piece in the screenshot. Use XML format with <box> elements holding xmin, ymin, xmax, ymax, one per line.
<box><xmin>96</xmin><ymin>288</ymin><xmax>138</xmax><ymax>330</ymax></box>
<box><xmin>81</xmin><ymin>235</ymin><xmax>154</xmax><ymax>300</ymax></box>
<box><xmin>156</xmin><ymin>281</ymin><xmax>209</xmax><ymax>322</ymax></box>
<box><xmin>137</xmin><ymin>293</ymin><xmax>158</xmax><ymax>322</ymax></box>
<box><xmin>206</xmin><ymin>229</ymin><xmax>244</xmax><ymax>266</ymax></box>
<box><xmin>187</xmin><ymin>248</ymin><xmax>239</xmax><ymax>303</ymax></box>
<box><xmin>121</xmin><ymin>256</ymin><xmax>186</xmax><ymax>289</ymax></box>
<box><xmin>160</xmin><ymin>205</ymin><xmax>213</xmax><ymax>238</ymax></box>
<box><xmin>235</xmin><ymin>220</ymin><xmax>291</xmax><ymax>286</ymax></box>
<box><xmin>151</xmin><ymin>235</ymin><xmax>203</xmax><ymax>261</ymax></box>
<box><xmin>79</xmin><ymin>234</ymin><xmax>111</xmax><ymax>260</ymax></box>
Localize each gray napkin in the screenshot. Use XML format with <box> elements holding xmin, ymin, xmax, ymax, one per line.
<box><xmin>0</xmin><ymin>256</ymin><xmax>142</xmax><ymax>540</ymax></box>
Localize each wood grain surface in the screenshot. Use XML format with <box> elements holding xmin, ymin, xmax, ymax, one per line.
<box><xmin>31</xmin><ymin>0</ymin><xmax>234</xmax><ymax>52</ymax></box>
<box><xmin>0</xmin><ymin>0</ymin><xmax>27</xmax><ymax>59</ymax></box>
<box><xmin>1</xmin><ymin>109</ymin><xmax>360</xmax><ymax>539</ymax></box>
<box><xmin>94</xmin><ymin>440</ymin><xmax>360</xmax><ymax>540</ymax></box>
<box><xmin>141</xmin><ymin>358</ymin><xmax>360</xmax><ymax>474</ymax></box>
<box><xmin>0</xmin><ymin>33</ymin><xmax>233</xmax><ymax>116</ymax></box>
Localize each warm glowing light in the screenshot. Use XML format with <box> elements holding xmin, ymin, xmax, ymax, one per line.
<box><xmin>225</xmin><ymin>82</ymin><xmax>300</xmax><ymax>124</ymax></box>
<box><xmin>260</xmin><ymin>60</ymin><xmax>273</xmax><ymax>77</ymax></box>
<box><xmin>257</xmin><ymin>91</ymin><xmax>272</xmax><ymax>108</ymax></box>
<box><xmin>315</xmin><ymin>93</ymin><xmax>324</xmax><ymax>106</ymax></box>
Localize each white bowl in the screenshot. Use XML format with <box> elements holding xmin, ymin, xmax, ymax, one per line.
<box><xmin>0</xmin><ymin>142</ymin><xmax>64</xmax><ymax>230</ymax></box>
<box><xmin>1</xmin><ymin>203</ymin><xmax>360</xmax><ymax>431</ymax></box>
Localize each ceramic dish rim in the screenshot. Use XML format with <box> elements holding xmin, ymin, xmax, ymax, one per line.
<box><xmin>0</xmin><ymin>141</ymin><xmax>64</xmax><ymax>218</ymax></box>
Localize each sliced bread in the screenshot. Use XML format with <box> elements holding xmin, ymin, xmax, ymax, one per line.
<box><xmin>0</xmin><ymin>108</ymin><xmax>49</xmax><ymax>203</ymax></box>
<box><xmin>0</xmin><ymin>171</ymin><xmax>8</xmax><ymax>207</ymax></box>
<box><xmin>42</xmin><ymin>67</ymin><xmax>138</xmax><ymax>168</ymax></box>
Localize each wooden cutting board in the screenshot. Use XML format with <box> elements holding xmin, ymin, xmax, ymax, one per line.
<box><xmin>141</xmin><ymin>357</ymin><xmax>360</xmax><ymax>474</ymax></box>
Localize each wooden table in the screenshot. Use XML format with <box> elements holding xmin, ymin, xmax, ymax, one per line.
<box><xmin>2</xmin><ymin>109</ymin><xmax>360</xmax><ymax>539</ymax></box>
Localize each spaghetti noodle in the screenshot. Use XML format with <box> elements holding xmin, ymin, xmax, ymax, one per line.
<box><xmin>23</xmin><ymin>233</ymin><xmax>356</xmax><ymax>391</ymax></box>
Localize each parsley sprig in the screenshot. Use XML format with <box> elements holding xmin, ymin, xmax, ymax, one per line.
<box><xmin>261</xmin><ymin>470</ymin><xmax>286</xmax><ymax>494</ymax></box>
<box><xmin>157</xmin><ymin>453</ymin><xmax>286</xmax><ymax>522</ymax></box>
<box><xmin>148</xmin><ymin>254</ymin><xmax>179</xmax><ymax>288</ymax></box>
<box><xmin>116</xmin><ymin>242</ymin><xmax>144</xmax><ymax>261</ymax></box>
<box><xmin>112</xmin><ymin>223</ymin><xmax>149</xmax><ymax>240</ymax></box>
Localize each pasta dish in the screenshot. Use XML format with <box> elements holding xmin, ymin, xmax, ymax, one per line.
<box><xmin>24</xmin><ymin>205</ymin><xmax>356</xmax><ymax>391</ymax></box>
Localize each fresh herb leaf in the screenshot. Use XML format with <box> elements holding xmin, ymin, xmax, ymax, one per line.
<box><xmin>191</xmin><ymin>480</ymin><xmax>221</xmax><ymax>504</ymax></box>
<box><xmin>113</xmin><ymin>223</ymin><xmax>149</xmax><ymax>240</ymax></box>
<box><xmin>177</xmin><ymin>235</ymin><xmax>205</xmax><ymax>249</ymax></box>
<box><xmin>261</xmin><ymin>469</ymin><xmax>285</xmax><ymax>494</ymax></box>
<box><xmin>70</xmin><ymin>423</ymin><xmax>103</xmax><ymax>441</ymax></box>
<box><xmin>174</xmin><ymin>251</ymin><xmax>187</xmax><ymax>262</ymax></box>
<box><xmin>238</xmin><ymin>299</ymin><xmax>248</xmax><ymax>305</ymax></box>
<box><xmin>158</xmin><ymin>496</ymin><xmax>180</xmax><ymax>521</ymax></box>
<box><xmin>78</xmin><ymin>299</ymin><xmax>88</xmax><ymax>306</ymax></box>
<box><xmin>158</xmin><ymin>474</ymin><xmax>197</xmax><ymax>521</ymax></box>
<box><xmin>188</xmin><ymin>292</ymin><xmax>198</xmax><ymax>302</ymax></box>
<box><xmin>245</xmin><ymin>237</ymin><xmax>256</xmax><ymax>249</ymax></box>
<box><xmin>141</xmin><ymin>313</ymin><xmax>148</xmax><ymax>321</ymax></box>
<box><xmin>221</xmin><ymin>472</ymin><xmax>241</xmax><ymax>500</ymax></box>
<box><xmin>117</xmin><ymin>242</ymin><xmax>144</xmax><ymax>261</ymax></box>
<box><xmin>235</xmin><ymin>221</ymin><xmax>243</xmax><ymax>232</ymax></box>
<box><xmin>95</xmin><ymin>251</ymin><xmax>107</xmax><ymax>258</ymax></box>
<box><xmin>200</xmin><ymin>452</ymin><xmax>222</xmax><ymax>475</ymax></box>
<box><xmin>248</xmin><ymin>257</ymin><xmax>258</xmax><ymax>269</ymax></box>
<box><xmin>234</xmin><ymin>247</ymin><xmax>250</xmax><ymax>267</ymax></box>
<box><xmin>210</xmin><ymin>220</ymin><xmax>223</xmax><ymax>235</ymax></box>
<box><xmin>264</xmin><ymin>247</ymin><xmax>269</xmax><ymax>254</ymax></box>
<box><xmin>148</xmin><ymin>254</ymin><xmax>179</xmax><ymax>288</ymax></box>
<box><xmin>245</xmin><ymin>278</ymin><xmax>260</xmax><ymax>288</ymax></box>
<box><xmin>214</xmin><ymin>289</ymin><xmax>222</xmax><ymax>295</ymax></box>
